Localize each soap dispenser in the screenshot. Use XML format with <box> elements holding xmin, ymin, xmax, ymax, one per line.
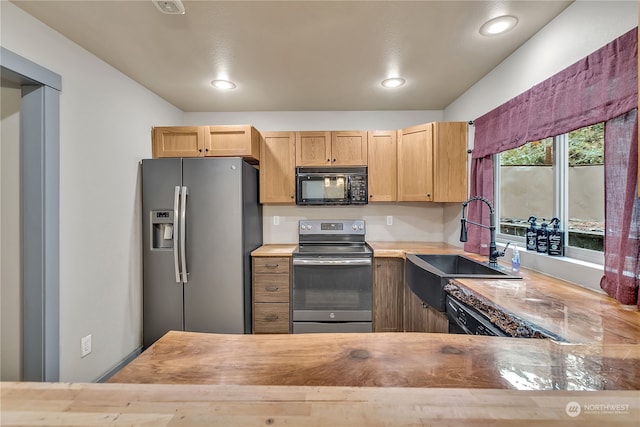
<box><xmin>547</xmin><ymin>217</ymin><xmax>565</xmax><ymax>256</ymax></box>
<box><xmin>511</xmin><ymin>244</ymin><xmax>521</xmax><ymax>272</ymax></box>
<box><xmin>526</xmin><ymin>216</ymin><xmax>538</xmax><ymax>251</ymax></box>
<box><xmin>536</xmin><ymin>219</ymin><xmax>549</xmax><ymax>254</ymax></box>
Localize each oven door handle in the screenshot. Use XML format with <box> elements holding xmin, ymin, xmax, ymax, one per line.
<box><xmin>293</xmin><ymin>258</ymin><xmax>372</xmax><ymax>266</ymax></box>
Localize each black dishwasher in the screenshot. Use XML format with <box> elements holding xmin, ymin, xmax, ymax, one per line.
<box><xmin>445</xmin><ymin>295</ymin><xmax>509</xmax><ymax>337</ymax></box>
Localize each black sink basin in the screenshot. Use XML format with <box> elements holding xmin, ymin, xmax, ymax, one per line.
<box><xmin>405</xmin><ymin>254</ymin><xmax>521</xmax><ymax>311</ymax></box>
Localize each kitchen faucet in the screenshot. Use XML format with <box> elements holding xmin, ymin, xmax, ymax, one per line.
<box><xmin>459</xmin><ymin>196</ymin><xmax>509</xmax><ymax>267</ymax></box>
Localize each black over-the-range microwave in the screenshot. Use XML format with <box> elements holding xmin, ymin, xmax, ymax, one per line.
<box><xmin>295</xmin><ymin>166</ymin><xmax>368</xmax><ymax>206</ymax></box>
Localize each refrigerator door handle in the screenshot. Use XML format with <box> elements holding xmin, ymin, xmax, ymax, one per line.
<box><xmin>173</xmin><ymin>185</ymin><xmax>181</xmax><ymax>283</ymax></box>
<box><xmin>180</xmin><ymin>186</ymin><xmax>189</xmax><ymax>283</ymax></box>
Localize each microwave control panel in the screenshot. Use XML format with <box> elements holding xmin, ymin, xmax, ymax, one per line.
<box><xmin>349</xmin><ymin>175</ymin><xmax>368</xmax><ymax>203</ymax></box>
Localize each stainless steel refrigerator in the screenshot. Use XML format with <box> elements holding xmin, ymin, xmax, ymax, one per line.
<box><xmin>142</xmin><ymin>157</ymin><xmax>262</xmax><ymax>348</ymax></box>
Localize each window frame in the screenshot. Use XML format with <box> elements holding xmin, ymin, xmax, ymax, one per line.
<box><xmin>495</xmin><ymin>133</ymin><xmax>605</xmax><ymax>266</ymax></box>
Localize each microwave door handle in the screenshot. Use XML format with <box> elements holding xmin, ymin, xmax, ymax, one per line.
<box><xmin>173</xmin><ymin>186</ymin><xmax>181</xmax><ymax>283</ymax></box>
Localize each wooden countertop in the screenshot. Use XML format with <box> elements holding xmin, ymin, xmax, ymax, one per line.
<box><xmin>251</xmin><ymin>243</ymin><xmax>297</xmax><ymax>256</ymax></box>
<box><xmin>253</xmin><ymin>242</ymin><xmax>639</xmax><ymax>345</ymax></box>
<box><xmin>251</xmin><ymin>242</ymin><xmax>463</xmax><ymax>258</ymax></box>
<box><xmin>446</xmin><ymin>271</ymin><xmax>640</xmax><ymax>345</ymax></box>
<box><xmin>367</xmin><ymin>241</ymin><xmax>463</xmax><ymax>257</ymax></box>
<box><xmin>108</xmin><ymin>330</ymin><xmax>640</xmax><ymax>391</ymax></box>
<box><xmin>4</xmin><ymin>381</ymin><xmax>637</xmax><ymax>426</ymax></box>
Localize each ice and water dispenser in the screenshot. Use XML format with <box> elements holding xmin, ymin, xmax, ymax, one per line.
<box><xmin>151</xmin><ymin>210</ymin><xmax>174</xmax><ymax>250</ymax></box>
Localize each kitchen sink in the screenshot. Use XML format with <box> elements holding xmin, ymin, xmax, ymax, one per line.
<box><xmin>405</xmin><ymin>254</ymin><xmax>521</xmax><ymax>311</ymax></box>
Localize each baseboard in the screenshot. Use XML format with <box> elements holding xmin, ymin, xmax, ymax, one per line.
<box><xmin>95</xmin><ymin>346</ymin><xmax>143</xmax><ymax>383</ymax></box>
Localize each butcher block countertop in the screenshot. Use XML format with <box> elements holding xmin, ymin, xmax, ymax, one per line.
<box><xmin>4</xmin><ymin>381</ymin><xmax>638</xmax><ymax>427</ymax></box>
<box><xmin>250</xmin><ymin>241</ymin><xmax>464</xmax><ymax>257</ymax></box>
<box><xmin>367</xmin><ymin>241</ymin><xmax>464</xmax><ymax>257</ymax></box>
<box><xmin>251</xmin><ymin>243</ymin><xmax>298</xmax><ymax>256</ymax></box>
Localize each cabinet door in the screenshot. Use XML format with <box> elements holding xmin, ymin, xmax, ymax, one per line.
<box><xmin>367</xmin><ymin>131</ymin><xmax>397</xmax><ymax>202</ymax></box>
<box><xmin>204</xmin><ymin>125</ymin><xmax>260</xmax><ymax>163</ymax></box>
<box><xmin>152</xmin><ymin>126</ymin><xmax>204</xmax><ymax>158</ymax></box>
<box><xmin>398</xmin><ymin>123</ymin><xmax>433</xmax><ymax>201</ymax></box>
<box><xmin>295</xmin><ymin>131</ymin><xmax>331</xmax><ymax>166</ymax></box>
<box><xmin>403</xmin><ymin>284</ymin><xmax>449</xmax><ymax>333</ymax></box>
<box><xmin>260</xmin><ymin>132</ymin><xmax>296</xmax><ymax>204</ymax></box>
<box><xmin>373</xmin><ymin>258</ymin><xmax>404</xmax><ymax>332</ymax></box>
<box><xmin>331</xmin><ymin>131</ymin><xmax>368</xmax><ymax>166</ymax></box>
<box><xmin>403</xmin><ymin>284</ymin><xmax>430</xmax><ymax>332</ymax></box>
<box><xmin>432</xmin><ymin>122</ymin><xmax>468</xmax><ymax>202</ymax></box>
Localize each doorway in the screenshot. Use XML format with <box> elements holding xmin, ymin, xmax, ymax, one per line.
<box><xmin>0</xmin><ymin>47</ymin><xmax>61</xmax><ymax>381</ymax></box>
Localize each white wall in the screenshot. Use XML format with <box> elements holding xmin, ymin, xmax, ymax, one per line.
<box><xmin>1</xmin><ymin>84</ymin><xmax>22</xmax><ymax>381</ymax></box>
<box><xmin>444</xmin><ymin>0</ymin><xmax>638</xmax><ymax>122</ymax></box>
<box><xmin>0</xmin><ymin>2</ymin><xmax>183</xmax><ymax>382</ymax></box>
<box><xmin>443</xmin><ymin>0</ymin><xmax>637</xmax><ymax>290</ymax></box>
<box><xmin>184</xmin><ymin>111</ymin><xmax>443</xmax><ymax>132</ymax></box>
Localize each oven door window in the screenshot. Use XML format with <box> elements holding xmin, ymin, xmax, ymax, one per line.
<box><xmin>293</xmin><ymin>262</ymin><xmax>372</xmax><ymax>311</ymax></box>
<box><xmin>299</xmin><ymin>176</ymin><xmax>348</xmax><ymax>203</ymax></box>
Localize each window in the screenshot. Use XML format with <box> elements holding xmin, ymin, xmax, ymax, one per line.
<box><xmin>497</xmin><ymin>123</ymin><xmax>605</xmax><ymax>264</ymax></box>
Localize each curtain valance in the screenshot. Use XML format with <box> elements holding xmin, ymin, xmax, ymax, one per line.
<box><xmin>473</xmin><ymin>28</ymin><xmax>637</xmax><ymax>159</ymax></box>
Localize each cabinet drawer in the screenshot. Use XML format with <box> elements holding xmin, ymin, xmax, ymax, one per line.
<box><xmin>254</xmin><ymin>274</ymin><xmax>290</xmax><ymax>302</ymax></box>
<box><xmin>253</xmin><ymin>257</ymin><xmax>290</xmax><ymax>274</ymax></box>
<box><xmin>253</xmin><ymin>303</ymin><xmax>290</xmax><ymax>334</ymax></box>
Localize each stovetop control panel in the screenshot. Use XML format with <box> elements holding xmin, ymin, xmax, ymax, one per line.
<box><xmin>299</xmin><ymin>219</ymin><xmax>365</xmax><ymax>235</ymax></box>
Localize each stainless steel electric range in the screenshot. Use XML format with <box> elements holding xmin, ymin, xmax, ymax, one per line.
<box><xmin>292</xmin><ymin>219</ymin><xmax>373</xmax><ymax>333</ymax></box>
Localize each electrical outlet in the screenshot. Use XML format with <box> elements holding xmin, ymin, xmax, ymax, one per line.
<box><xmin>81</xmin><ymin>334</ymin><xmax>92</xmax><ymax>358</ymax></box>
<box><xmin>386</xmin><ymin>216</ymin><xmax>393</xmax><ymax>226</ymax></box>
<box><xmin>273</xmin><ymin>215</ymin><xmax>280</xmax><ymax>226</ymax></box>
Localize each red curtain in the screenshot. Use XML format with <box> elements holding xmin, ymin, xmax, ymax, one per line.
<box><xmin>468</xmin><ymin>28</ymin><xmax>638</xmax><ymax>306</ymax></box>
<box><xmin>600</xmin><ymin>111</ymin><xmax>639</xmax><ymax>306</ymax></box>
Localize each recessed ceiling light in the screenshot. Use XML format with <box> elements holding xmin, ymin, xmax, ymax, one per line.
<box><xmin>381</xmin><ymin>77</ymin><xmax>406</xmax><ymax>88</ymax></box>
<box><xmin>479</xmin><ymin>15</ymin><xmax>518</xmax><ymax>36</ymax></box>
<box><xmin>211</xmin><ymin>80</ymin><xmax>236</xmax><ymax>90</ymax></box>
<box><xmin>152</xmin><ymin>0</ymin><xmax>185</xmax><ymax>15</ymax></box>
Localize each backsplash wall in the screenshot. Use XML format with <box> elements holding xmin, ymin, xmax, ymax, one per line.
<box><xmin>262</xmin><ymin>203</ymin><xmax>455</xmax><ymax>243</ymax></box>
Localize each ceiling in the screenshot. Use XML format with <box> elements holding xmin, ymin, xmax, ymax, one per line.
<box><xmin>11</xmin><ymin>1</ymin><xmax>573</xmax><ymax>112</ymax></box>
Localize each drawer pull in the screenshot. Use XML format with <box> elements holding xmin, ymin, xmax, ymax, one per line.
<box><xmin>265</xmin><ymin>314</ymin><xmax>279</xmax><ymax>321</ymax></box>
<box><xmin>265</xmin><ymin>286</ymin><xmax>279</xmax><ymax>292</ymax></box>
<box><xmin>265</xmin><ymin>263</ymin><xmax>279</xmax><ymax>269</ymax></box>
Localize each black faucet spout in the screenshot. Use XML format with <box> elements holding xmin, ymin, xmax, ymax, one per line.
<box><xmin>460</xmin><ymin>196</ymin><xmax>503</xmax><ymax>266</ymax></box>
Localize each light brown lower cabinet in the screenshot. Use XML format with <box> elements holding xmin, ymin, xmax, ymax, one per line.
<box><xmin>252</xmin><ymin>256</ymin><xmax>291</xmax><ymax>334</ymax></box>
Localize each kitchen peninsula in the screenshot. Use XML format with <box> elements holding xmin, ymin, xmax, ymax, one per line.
<box><xmin>3</xmin><ymin>243</ymin><xmax>639</xmax><ymax>426</ymax></box>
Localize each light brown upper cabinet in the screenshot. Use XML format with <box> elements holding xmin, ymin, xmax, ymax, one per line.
<box><xmin>295</xmin><ymin>131</ymin><xmax>367</xmax><ymax>166</ymax></box>
<box><xmin>204</xmin><ymin>125</ymin><xmax>260</xmax><ymax>164</ymax></box>
<box><xmin>397</xmin><ymin>122</ymin><xmax>468</xmax><ymax>202</ymax></box>
<box><xmin>152</xmin><ymin>126</ymin><xmax>205</xmax><ymax>158</ymax></box>
<box><xmin>152</xmin><ymin>125</ymin><xmax>260</xmax><ymax>163</ymax></box>
<box><xmin>367</xmin><ymin>130</ymin><xmax>397</xmax><ymax>202</ymax></box>
<box><xmin>260</xmin><ymin>132</ymin><xmax>296</xmax><ymax>204</ymax></box>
